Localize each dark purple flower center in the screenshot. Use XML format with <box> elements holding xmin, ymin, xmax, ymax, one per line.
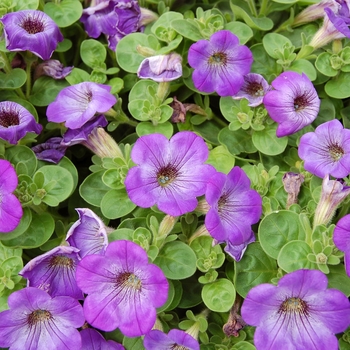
<box><xmin>293</xmin><ymin>92</ymin><xmax>313</xmax><ymax>111</ymax></box>
<box><xmin>328</xmin><ymin>143</ymin><xmax>344</xmax><ymax>161</ymax></box>
<box><xmin>86</xmin><ymin>90</ymin><xmax>93</xmax><ymax>102</ymax></box>
<box><xmin>20</xmin><ymin>17</ymin><xmax>45</xmax><ymax>34</ymax></box>
<box><xmin>170</xmin><ymin>345</ymin><xmax>188</xmax><ymax>350</ymax></box>
<box><xmin>116</xmin><ymin>272</ymin><xmax>142</xmax><ymax>291</ymax></box>
<box><xmin>279</xmin><ymin>297</ymin><xmax>309</xmax><ymax>316</ymax></box>
<box><xmin>48</xmin><ymin>255</ymin><xmax>75</xmax><ymax>268</ymax></box>
<box><xmin>0</xmin><ymin>109</ymin><xmax>20</xmax><ymax>127</ymax></box>
<box><xmin>244</xmin><ymin>82</ymin><xmax>264</xmax><ymax>97</ymax></box>
<box><xmin>157</xmin><ymin>165</ymin><xmax>179</xmax><ymax>187</ymax></box>
<box><xmin>209</xmin><ymin>52</ymin><xmax>227</xmax><ymax>66</ymax></box>
<box><xmin>27</xmin><ymin>309</ymin><xmax>52</xmax><ymax>326</ymax></box>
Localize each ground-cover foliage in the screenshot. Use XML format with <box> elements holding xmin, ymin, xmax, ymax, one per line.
<box><xmin>1</xmin><ymin>0</ymin><xmax>350</xmax><ymax>349</ymax></box>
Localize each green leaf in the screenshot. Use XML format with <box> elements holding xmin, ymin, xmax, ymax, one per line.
<box><xmin>315</xmin><ymin>52</ymin><xmax>338</xmax><ymax>77</ymax></box>
<box><xmin>327</xmin><ymin>264</ymin><xmax>350</xmax><ymax>296</ymax></box>
<box><xmin>252</xmin><ymin>123</ymin><xmax>288</xmax><ymax>155</ymax></box>
<box><xmin>235</xmin><ymin>242</ymin><xmax>277</xmax><ymax>298</ymax></box>
<box><xmin>278</xmin><ymin>240</ymin><xmax>317</xmax><ymax>272</ymax></box>
<box><xmin>116</xmin><ymin>33</ymin><xmax>154</xmax><ymax>73</ymax></box>
<box><xmin>207</xmin><ymin>145</ymin><xmax>235</xmax><ymax>173</ymax></box>
<box><xmin>100</xmin><ymin>189</ymin><xmax>136</xmax><ymax>219</ymax></box>
<box><xmin>289</xmin><ymin>59</ymin><xmax>317</xmax><ymax>81</ymax></box>
<box><xmin>29</xmin><ymin>76</ymin><xmax>69</xmax><ymax>106</ymax></box>
<box><xmin>35</xmin><ymin>166</ymin><xmax>74</xmax><ymax>205</ymax></box>
<box><xmin>202</xmin><ymin>278</ymin><xmax>235</xmax><ymax>312</ymax></box>
<box><xmin>2</xmin><ymin>212</ymin><xmax>54</xmax><ymax>249</ymax></box>
<box><xmin>5</xmin><ymin>145</ymin><xmax>37</xmax><ymax>176</ymax></box>
<box><xmin>325</xmin><ymin>71</ymin><xmax>350</xmax><ymax>99</ymax></box>
<box><xmin>230</xmin><ymin>1</ymin><xmax>273</xmax><ymax>31</ymax></box>
<box><xmin>0</xmin><ymin>69</ymin><xmax>26</xmax><ymax>89</ymax></box>
<box><xmin>13</xmin><ymin>0</ymin><xmax>39</xmax><ymax>10</ymax></box>
<box><xmin>263</xmin><ymin>33</ymin><xmax>293</xmax><ymax>59</ymax></box>
<box><xmin>225</xmin><ymin>21</ymin><xmax>253</xmax><ymax>44</ymax></box>
<box><xmin>80</xmin><ymin>39</ymin><xmax>107</xmax><ymax>69</ymax></box>
<box><xmin>171</xmin><ymin>19</ymin><xmax>203</xmax><ymax>41</ymax></box>
<box><xmin>151</xmin><ymin>11</ymin><xmax>183</xmax><ymax>42</ymax></box>
<box><xmin>251</xmin><ymin>43</ymin><xmax>282</xmax><ymax>81</ymax></box>
<box><xmin>154</xmin><ymin>241</ymin><xmax>197</xmax><ymax>279</ymax></box>
<box><xmin>44</xmin><ymin>0</ymin><xmax>82</xmax><ymax>27</ymax></box>
<box><xmin>259</xmin><ymin>211</ymin><xmax>306</xmax><ymax>259</ymax></box>
<box><xmin>79</xmin><ymin>171</ymin><xmax>110</xmax><ymax>206</ymax></box>
<box><xmin>136</xmin><ymin>121</ymin><xmax>173</xmax><ymax>138</ymax></box>
<box><xmin>218</xmin><ymin>127</ymin><xmax>257</xmax><ymax>155</ymax></box>
<box><xmin>65</xmin><ymin>68</ymin><xmax>91</xmax><ymax>85</ymax></box>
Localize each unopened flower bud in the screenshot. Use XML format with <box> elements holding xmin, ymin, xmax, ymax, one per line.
<box><xmin>282</xmin><ymin>172</ymin><xmax>305</xmax><ymax>209</ymax></box>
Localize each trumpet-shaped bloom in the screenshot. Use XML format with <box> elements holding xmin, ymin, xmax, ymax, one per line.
<box><xmin>232</xmin><ymin>73</ymin><xmax>270</xmax><ymax>107</ymax></box>
<box><xmin>188</xmin><ymin>30</ymin><xmax>253</xmax><ymax>97</ymax></box>
<box><xmin>47</xmin><ymin>82</ymin><xmax>117</xmax><ymax>129</ymax></box>
<box><xmin>205</xmin><ymin>167</ymin><xmax>262</xmax><ymax>246</ymax></box>
<box><xmin>313</xmin><ymin>175</ymin><xmax>350</xmax><ymax>227</ymax></box>
<box><xmin>80</xmin><ymin>328</ymin><xmax>125</xmax><ymax>350</ymax></box>
<box><xmin>293</xmin><ymin>0</ymin><xmax>341</xmax><ymax>26</ymax></box>
<box><xmin>0</xmin><ymin>101</ymin><xmax>42</xmax><ymax>144</ymax></box>
<box><xmin>333</xmin><ymin>214</ymin><xmax>350</xmax><ymax>277</ymax></box>
<box><xmin>263</xmin><ymin>71</ymin><xmax>320</xmax><ymax>137</ymax></box>
<box><xmin>76</xmin><ymin>240</ymin><xmax>169</xmax><ymax>337</ymax></box>
<box><xmin>80</xmin><ymin>0</ymin><xmax>141</xmax><ymax>50</ymax></box>
<box><xmin>32</xmin><ymin>137</ymin><xmax>67</xmax><ymax>164</ymax></box>
<box><xmin>0</xmin><ymin>287</ymin><xmax>85</xmax><ymax>350</ymax></box>
<box><xmin>241</xmin><ymin>269</ymin><xmax>350</xmax><ymax>350</ymax></box>
<box><xmin>298</xmin><ymin>119</ymin><xmax>350</xmax><ymax>178</ymax></box>
<box><xmin>144</xmin><ymin>329</ymin><xmax>200</xmax><ymax>350</ymax></box>
<box><xmin>137</xmin><ymin>53</ymin><xmax>182</xmax><ymax>82</ymax></box>
<box><xmin>66</xmin><ymin>208</ymin><xmax>109</xmax><ymax>258</ymax></box>
<box><xmin>34</xmin><ymin>59</ymin><xmax>73</xmax><ymax>80</ymax></box>
<box><xmin>324</xmin><ymin>0</ymin><xmax>350</xmax><ymax>38</ymax></box>
<box><xmin>19</xmin><ymin>246</ymin><xmax>83</xmax><ymax>300</ymax></box>
<box><xmin>125</xmin><ymin>131</ymin><xmax>215</xmax><ymax>216</ymax></box>
<box><xmin>0</xmin><ymin>10</ymin><xmax>63</xmax><ymax>60</ymax></box>
<box><xmin>0</xmin><ymin>159</ymin><xmax>23</xmax><ymax>233</ymax></box>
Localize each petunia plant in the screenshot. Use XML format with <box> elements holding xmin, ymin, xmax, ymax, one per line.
<box><xmin>1</xmin><ymin>0</ymin><xmax>350</xmax><ymax>349</ymax></box>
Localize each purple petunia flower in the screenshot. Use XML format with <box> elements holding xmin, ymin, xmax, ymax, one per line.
<box><xmin>66</xmin><ymin>208</ymin><xmax>109</xmax><ymax>259</ymax></box>
<box><xmin>232</xmin><ymin>73</ymin><xmax>270</xmax><ymax>107</ymax></box>
<box><xmin>34</xmin><ymin>59</ymin><xmax>73</xmax><ymax>80</ymax></box>
<box><xmin>333</xmin><ymin>214</ymin><xmax>350</xmax><ymax>277</ymax></box>
<box><xmin>0</xmin><ymin>101</ymin><xmax>42</xmax><ymax>144</ymax></box>
<box><xmin>80</xmin><ymin>328</ymin><xmax>125</xmax><ymax>350</ymax></box>
<box><xmin>0</xmin><ymin>159</ymin><xmax>23</xmax><ymax>233</ymax></box>
<box><xmin>62</xmin><ymin>114</ymin><xmax>125</xmax><ymax>158</ymax></box>
<box><xmin>298</xmin><ymin>119</ymin><xmax>350</xmax><ymax>178</ymax></box>
<box><xmin>76</xmin><ymin>240</ymin><xmax>169</xmax><ymax>336</ymax></box>
<box><xmin>0</xmin><ymin>287</ymin><xmax>85</xmax><ymax>350</ymax></box>
<box><xmin>46</xmin><ymin>82</ymin><xmax>117</xmax><ymax>129</ymax></box>
<box><xmin>263</xmin><ymin>71</ymin><xmax>320</xmax><ymax>137</ymax></box>
<box><xmin>62</xmin><ymin>114</ymin><xmax>108</xmax><ymax>146</ymax></box>
<box><xmin>81</xmin><ymin>0</ymin><xmax>141</xmax><ymax>51</ymax></box>
<box><xmin>19</xmin><ymin>246</ymin><xmax>84</xmax><ymax>300</ymax></box>
<box><xmin>313</xmin><ymin>175</ymin><xmax>350</xmax><ymax>227</ymax></box>
<box><xmin>0</xmin><ymin>10</ymin><xmax>63</xmax><ymax>60</ymax></box>
<box><xmin>293</xmin><ymin>0</ymin><xmax>341</xmax><ymax>26</ymax></box>
<box><xmin>188</xmin><ymin>30</ymin><xmax>253</xmax><ymax>97</ymax></box>
<box><xmin>241</xmin><ymin>269</ymin><xmax>350</xmax><ymax>350</ymax></box>
<box><xmin>205</xmin><ymin>167</ymin><xmax>262</xmax><ymax>247</ymax></box>
<box><xmin>222</xmin><ymin>231</ymin><xmax>256</xmax><ymax>262</ymax></box>
<box><xmin>125</xmin><ymin>131</ymin><xmax>215</xmax><ymax>216</ymax></box>
<box><xmin>80</xmin><ymin>0</ymin><xmax>120</xmax><ymax>38</ymax></box>
<box><xmin>137</xmin><ymin>53</ymin><xmax>182</xmax><ymax>82</ymax></box>
<box><xmin>32</xmin><ymin>137</ymin><xmax>67</xmax><ymax>164</ymax></box>
<box><xmin>144</xmin><ymin>329</ymin><xmax>200</xmax><ymax>350</ymax></box>
<box><xmin>309</xmin><ymin>0</ymin><xmax>350</xmax><ymax>49</ymax></box>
